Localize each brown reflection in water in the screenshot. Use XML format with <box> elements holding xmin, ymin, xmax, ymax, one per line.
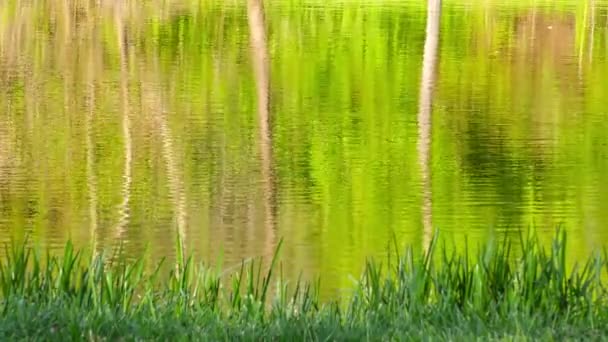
<box><xmin>513</xmin><ymin>10</ymin><xmax>579</xmax><ymax>156</ymax></box>
<box><xmin>208</xmin><ymin>7</ymin><xmax>227</xmax><ymax>262</ymax></box>
<box><xmin>247</xmin><ymin>0</ymin><xmax>276</xmax><ymax>259</ymax></box>
<box><xmin>0</xmin><ymin>5</ymin><xmax>26</xmax><ymax>201</ymax></box>
<box><xmin>418</xmin><ymin>0</ymin><xmax>441</xmax><ymax>252</ymax></box>
<box><xmin>0</xmin><ymin>100</ymin><xmax>16</xmax><ymax>204</ymax></box>
<box><xmin>514</xmin><ymin>12</ymin><xmax>577</xmax><ymax>91</ymax></box>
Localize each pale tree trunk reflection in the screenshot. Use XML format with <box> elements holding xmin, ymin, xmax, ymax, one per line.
<box><xmin>589</xmin><ymin>0</ymin><xmax>595</xmax><ymax>64</ymax></box>
<box><xmin>115</xmin><ymin>8</ymin><xmax>133</xmax><ymax>241</ymax></box>
<box><xmin>86</xmin><ymin>37</ymin><xmax>99</xmax><ymax>256</ymax></box>
<box><xmin>248</xmin><ymin>0</ymin><xmax>275</xmax><ymax>259</ymax></box>
<box><xmin>418</xmin><ymin>0</ymin><xmax>441</xmax><ymax>252</ymax></box>
<box><xmin>142</xmin><ymin>55</ymin><xmax>188</xmax><ymax>269</ymax></box>
<box><xmin>578</xmin><ymin>0</ymin><xmax>595</xmax><ymax>81</ymax></box>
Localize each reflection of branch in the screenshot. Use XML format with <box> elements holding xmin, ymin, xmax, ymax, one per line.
<box><xmin>247</xmin><ymin>0</ymin><xmax>275</xmax><ymax>258</ymax></box>
<box><xmin>418</xmin><ymin>0</ymin><xmax>441</xmax><ymax>252</ymax></box>
<box><xmin>115</xmin><ymin>12</ymin><xmax>132</xmax><ymax>240</ymax></box>
<box><xmin>589</xmin><ymin>0</ymin><xmax>595</xmax><ymax>64</ymax></box>
<box><xmin>62</xmin><ymin>0</ymin><xmax>72</xmax><ymax>51</ymax></box>
<box><xmin>86</xmin><ymin>47</ymin><xmax>99</xmax><ymax>256</ymax></box>
<box><xmin>578</xmin><ymin>0</ymin><xmax>595</xmax><ymax>81</ymax></box>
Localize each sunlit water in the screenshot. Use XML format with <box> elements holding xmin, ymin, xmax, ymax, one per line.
<box><xmin>0</xmin><ymin>1</ymin><xmax>607</xmax><ymax>298</ymax></box>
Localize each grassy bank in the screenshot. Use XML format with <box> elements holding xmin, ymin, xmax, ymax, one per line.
<box><xmin>1</xmin><ymin>231</ymin><xmax>607</xmax><ymax>340</ymax></box>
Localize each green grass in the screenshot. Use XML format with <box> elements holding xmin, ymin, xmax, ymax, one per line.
<box><xmin>1</xmin><ymin>231</ymin><xmax>607</xmax><ymax>340</ymax></box>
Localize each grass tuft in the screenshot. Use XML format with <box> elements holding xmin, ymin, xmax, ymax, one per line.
<box><xmin>0</xmin><ymin>230</ymin><xmax>607</xmax><ymax>339</ymax></box>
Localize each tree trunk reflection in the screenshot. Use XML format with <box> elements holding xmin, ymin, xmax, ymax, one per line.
<box><xmin>115</xmin><ymin>9</ymin><xmax>132</xmax><ymax>241</ymax></box>
<box><xmin>86</xmin><ymin>35</ymin><xmax>99</xmax><ymax>256</ymax></box>
<box><xmin>247</xmin><ymin>0</ymin><xmax>275</xmax><ymax>259</ymax></box>
<box><xmin>418</xmin><ymin>0</ymin><xmax>441</xmax><ymax>252</ymax></box>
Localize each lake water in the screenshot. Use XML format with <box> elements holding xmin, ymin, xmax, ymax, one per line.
<box><xmin>1</xmin><ymin>1</ymin><xmax>607</xmax><ymax>297</ymax></box>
